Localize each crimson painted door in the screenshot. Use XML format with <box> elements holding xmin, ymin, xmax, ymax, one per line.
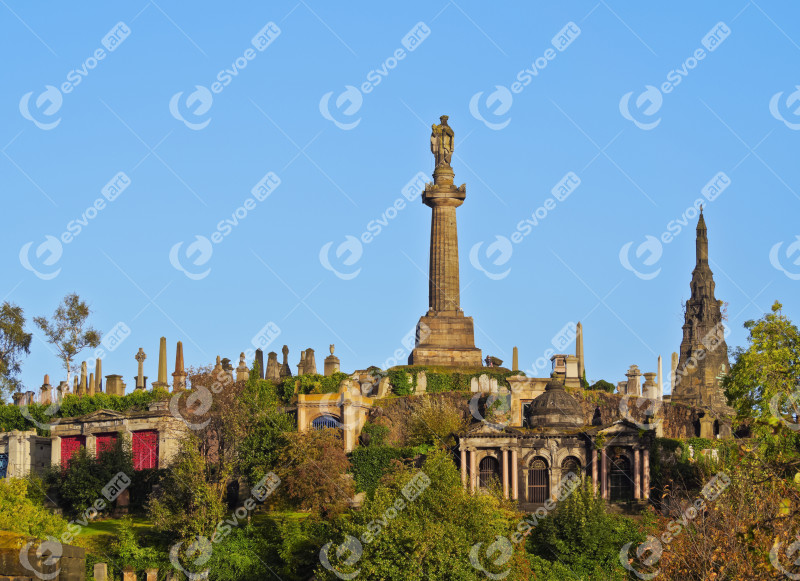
<box><xmin>132</xmin><ymin>430</ymin><xmax>158</xmax><ymax>470</ymax></box>
<box><xmin>95</xmin><ymin>432</ymin><xmax>118</xmax><ymax>455</ymax></box>
<box><xmin>61</xmin><ymin>436</ymin><xmax>86</xmax><ymax>470</ymax></box>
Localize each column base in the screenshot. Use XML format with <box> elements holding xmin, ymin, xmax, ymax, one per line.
<box><xmin>408</xmin><ymin>313</ymin><xmax>482</xmax><ymax>367</ymax></box>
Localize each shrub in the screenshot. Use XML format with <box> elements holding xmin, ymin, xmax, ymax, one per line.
<box><xmin>350</xmin><ymin>445</ymin><xmax>415</xmax><ymax>497</ymax></box>
<box><xmin>0</xmin><ymin>477</ymin><xmax>68</xmax><ymax>539</ymax></box>
<box><xmin>405</xmin><ymin>398</ymin><xmax>466</xmax><ymax>448</ymax></box>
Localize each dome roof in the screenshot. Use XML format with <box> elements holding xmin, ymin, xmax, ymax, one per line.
<box><xmin>526</xmin><ymin>378</ymin><xmax>584</xmax><ymax>429</ymax></box>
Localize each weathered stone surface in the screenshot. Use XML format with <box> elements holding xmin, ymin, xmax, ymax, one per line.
<box><xmin>416</xmin><ymin>371</ymin><xmax>427</xmax><ymax>394</ymax></box>
<box><xmin>172</xmin><ymin>341</ymin><xmax>187</xmax><ymax>392</ymax></box>
<box><xmin>470</xmin><ymin>377</ymin><xmax>479</xmax><ymax>392</ymax></box>
<box><xmin>324</xmin><ymin>344</ymin><xmax>340</xmax><ymax>376</ymax></box>
<box><xmin>377</xmin><ymin>376</ymin><xmax>391</xmax><ymax>398</ymax></box>
<box><xmin>280</xmin><ymin>345</ymin><xmax>292</xmax><ymax>378</ymax></box>
<box><xmin>266</xmin><ymin>351</ymin><xmax>281</xmax><ymax>382</ymax></box>
<box><xmin>478</xmin><ymin>374</ymin><xmax>490</xmax><ymax>393</ymax></box>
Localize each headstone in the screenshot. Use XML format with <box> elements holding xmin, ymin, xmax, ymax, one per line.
<box><xmin>153</xmin><ymin>336</ymin><xmax>169</xmax><ymax>390</ymax></box>
<box><xmin>106</xmin><ymin>375</ymin><xmax>126</xmax><ymax>397</ymax></box>
<box><xmin>57</xmin><ymin>380</ymin><xmax>67</xmax><ymax>401</ymax></box>
<box><xmin>135</xmin><ymin>348</ymin><xmax>147</xmax><ymax>390</ymax></box>
<box><xmin>255</xmin><ymin>348</ymin><xmax>265</xmax><ymax>380</ymax></box>
<box><xmin>280</xmin><ymin>345</ymin><xmax>292</xmax><ymax>378</ymax></box>
<box><xmin>470</xmin><ymin>377</ymin><xmax>479</xmax><ymax>392</ymax></box>
<box><xmin>172</xmin><ymin>341</ymin><xmax>187</xmax><ymax>392</ymax></box>
<box><xmin>642</xmin><ymin>372</ymin><xmax>658</xmax><ymax>399</ymax></box>
<box><xmin>489</xmin><ymin>377</ymin><xmax>498</xmax><ymax>393</ymax></box>
<box><xmin>236</xmin><ymin>352</ymin><xmax>250</xmax><ymax>383</ymax></box>
<box><xmin>415</xmin><ymin>371</ymin><xmax>427</xmax><ymax>394</ymax></box>
<box><xmin>304</xmin><ymin>348</ymin><xmax>317</xmax><ymax>375</ymax></box>
<box><xmin>122</xmin><ymin>566</ymin><xmax>136</xmax><ymax>581</ymax></box>
<box><xmin>94</xmin><ymin>562</ymin><xmax>108</xmax><ymax>581</ymax></box>
<box><xmin>146</xmin><ymin>568</ymin><xmax>159</xmax><ymax>581</ymax></box>
<box><xmin>79</xmin><ymin>361</ymin><xmax>88</xmax><ymax>396</ymax></box>
<box><xmin>512</xmin><ymin>346</ymin><xmax>519</xmax><ymax>372</ymax></box>
<box><xmin>324</xmin><ymin>344</ymin><xmax>340</xmax><ymax>376</ymax></box>
<box><xmin>478</xmin><ymin>374</ymin><xmax>490</xmax><ymax>393</ymax></box>
<box><xmin>95</xmin><ymin>358</ymin><xmax>103</xmax><ymax>393</ymax></box>
<box><xmin>625</xmin><ymin>365</ymin><xmax>642</xmax><ymax>396</ymax></box>
<box><xmin>266</xmin><ymin>351</ymin><xmax>280</xmax><ymax>382</ymax></box>
<box><xmin>40</xmin><ymin>375</ymin><xmax>52</xmax><ymax>405</ymax></box>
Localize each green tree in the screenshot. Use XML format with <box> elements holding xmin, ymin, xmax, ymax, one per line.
<box><xmin>318</xmin><ymin>450</ymin><xmax>531</xmax><ymax>580</ymax></box>
<box><xmin>34</xmin><ymin>293</ymin><xmax>101</xmax><ymax>385</ymax></box>
<box><xmin>590</xmin><ymin>379</ymin><xmax>616</xmax><ymax>393</ymax></box>
<box><xmin>0</xmin><ymin>477</ymin><xmax>67</xmax><ymax>539</ymax></box>
<box><xmin>0</xmin><ymin>301</ymin><xmax>33</xmax><ymax>398</ymax></box>
<box><xmin>723</xmin><ymin>301</ymin><xmax>800</xmax><ymax>427</ymax></box>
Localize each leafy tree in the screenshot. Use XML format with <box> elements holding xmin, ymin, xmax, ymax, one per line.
<box><xmin>281</xmin><ymin>428</ymin><xmax>354</xmax><ymax>518</ymax></box>
<box><xmin>238</xmin><ymin>406</ymin><xmax>295</xmax><ymax>487</ymax></box>
<box><xmin>0</xmin><ymin>477</ymin><xmax>68</xmax><ymax>539</ymax></box>
<box><xmin>0</xmin><ymin>301</ymin><xmax>33</xmax><ymax>398</ymax></box>
<box><xmin>318</xmin><ymin>450</ymin><xmax>531</xmax><ymax>580</ymax></box>
<box><xmin>34</xmin><ymin>293</ymin><xmax>101</xmax><ymax>385</ymax></box>
<box><xmin>147</xmin><ymin>435</ymin><xmax>226</xmax><ymax>542</ymax></box>
<box><xmin>526</xmin><ymin>479</ymin><xmax>646</xmax><ymax>579</ymax></box>
<box><xmin>723</xmin><ymin>300</ymin><xmax>800</xmax><ymax>429</ymax></box>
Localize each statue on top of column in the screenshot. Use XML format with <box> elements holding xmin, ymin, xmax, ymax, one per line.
<box><xmin>430</xmin><ymin>115</ymin><xmax>454</xmax><ymax>167</ymax></box>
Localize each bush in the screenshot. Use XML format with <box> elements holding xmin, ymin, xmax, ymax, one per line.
<box><xmin>0</xmin><ymin>477</ymin><xmax>68</xmax><ymax>539</ymax></box>
<box><xmin>278</xmin><ymin>372</ymin><xmax>349</xmax><ymax>402</ymax></box>
<box><xmin>350</xmin><ymin>445</ymin><xmax>414</xmax><ymax>497</ymax></box>
<box><xmin>590</xmin><ymin>379</ymin><xmax>616</xmax><ymax>393</ymax></box>
<box><xmin>405</xmin><ymin>398</ymin><xmax>466</xmax><ymax>448</ymax></box>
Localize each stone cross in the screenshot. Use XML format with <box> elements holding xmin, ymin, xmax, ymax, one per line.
<box><xmin>280</xmin><ymin>345</ymin><xmax>292</xmax><ymax>378</ymax></box>
<box><xmin>135</xmin><ymin>348</ymin><xmax>147</xmax><ymax>390</ymax></box>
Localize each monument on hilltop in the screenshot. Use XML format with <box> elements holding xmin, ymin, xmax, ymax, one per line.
<box><xmin>409</xmin><ymin>116</ymin><xmax>482</xmax><ymax>367</ymax></box>
<box><xmin>671</xmin><ymin>208</ymin><xmax>731</xmax><ymax>412</ymax></box>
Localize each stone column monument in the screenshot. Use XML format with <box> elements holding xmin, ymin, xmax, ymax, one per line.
<box><xmin>324</xmin><ymin>344</ymin><xmax>340</xmax><ymax>376</ymax></box>
<box><xmin>153</xmin><ymin>337</ymin><xmax>169</xmax><ymax>390</ymax></box>
<box><xmin>135</xmin><ymin>348</ymin><xmax>147</xmax><ymax>391</ymax></box>
<box><xmin>409</xmin><ymin>115</ymin><xmax>482</xmax><ymax>367</ymax></box>
<box><xmin>266</xmin><ymin>351</ymin><xmax>280</xmax><ymax>382</ymax></box>
<box><xmin>280</xmin><ymin>345</ymin><xmax>292</xmax><ymax>378</ymax></box>
<box><xmin>172</xmin><ymin>341</ymin><xmax>187</xmax><ymax>391</ymax></box>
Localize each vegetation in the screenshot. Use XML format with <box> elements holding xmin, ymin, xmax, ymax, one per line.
<box><xmin>0</xmin><ymin>477</ymin><xmax>68</xmax><ymax>539</ymax></box>
<box><xmin>0</xmin><ymin>301</ymin><xmax>33</xmax><ymax>398</ymax></box>
<box><xmin>590</xmin><ymin>379</ymin><xmax>616</xmax><ymax>393</ymax></box>
<box><xmin>33</xmin><ymin>293</ymin><xmax>101</xmax><ymax>385</ymax></box>
<box><xmin>405</xmin><ymin>397</ymin><xmax>466</xmax><ymax>448</ymax></box>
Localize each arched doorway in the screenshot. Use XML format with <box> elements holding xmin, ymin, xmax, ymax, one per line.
<box><xmin>561</xmin><ymin>456</ymin><xmax>581</xmax><ymax>481</ymax></box>
<box><xmin>479</xmin><ymin>456</ymin><xmax>500</xmax><ymax>488</ymax></box>
<box><xmin>609</xmin><ymin>455</ymin><xmax>633</xmax><ymax>501</ymax></box>
<box><xmin>311</xmin><ymin>415</ymin><xmax>340</xmax><ymax>430</ymax></box>
<box><xmin>527</xmin><ymin>457</ymin><xmax>549</xmax><ymax>503</ymax></box>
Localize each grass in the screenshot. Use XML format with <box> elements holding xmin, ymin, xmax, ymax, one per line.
<box><xmin>76</xmin><ymin>515</ymin><xmax>154</xmax><ymax>539</ymax></box>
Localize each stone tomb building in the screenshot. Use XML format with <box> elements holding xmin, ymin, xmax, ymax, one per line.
<box><xmin>459</xmin><ymin>378</ymin><xmax>652</xmax><ymax>509</ymax></box>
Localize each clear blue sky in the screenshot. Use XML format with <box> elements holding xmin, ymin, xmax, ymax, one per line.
<box><xmin>3</xmin><ymin>1</ymin><xmax>800</xmax><ymax>397</ymax></box>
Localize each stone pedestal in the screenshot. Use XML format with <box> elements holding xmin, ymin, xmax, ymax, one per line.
<box><xmin>409</xmin><ymin>313</ymin><xmax>482</xmax><ymax>367</ymax></box>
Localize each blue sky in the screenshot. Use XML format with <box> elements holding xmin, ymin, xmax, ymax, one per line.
<box><xmin>3</xmin><ymin>1</ymin><xmax>800</xmax><ymax>397</ymax></box>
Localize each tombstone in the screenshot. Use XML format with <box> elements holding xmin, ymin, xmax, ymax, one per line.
<box><xmin>297</xmin><ymin>350</ymin><xmax>307</xmax><ymax>376</ymax></box>
<box><xmin>40</xmin><ymin>375</ymin><xmax>52</xmax><ymax>405</ymax></box>
<box><xmin>304</xmin><ymin>348</ymin><xmax>317</xmax><ymax>375</ymax></box>
<box><xmin>478</xmin><ymin>374</ymin><xmax>491</xmax><ymax>393</ymax></box>
<box><xmin>122</xmin><ymin>566</ymin><xmax>136</xmax><ymax>581</ymax></box>
<box><xmin>172</xmin><ymin>341</ymin><xmax>187</xmax><ymax>392</ymax></box>
<box><xmin>57</xmin><ymin>380</ymin><xmax>68</xmax><ymax>402</ymax></box>
<box><xmin>489</xmin><ymin>377</ymin><xmax>499</xmax><ymax>393</ymax></box>
<box><xmin>145</xmin><ymin>567</ymin><xmax>159</xmax><ymax>581</ymax></box>
<box><xmin>416</xmin><ymin>371</ymin><xmax>427</xmax><ymax>394</ymax></box>
<box><xmin>625</xmin><ymin>365</ymin><xmax>642</xmax><ymax>396</ymax></box>
<box><xmin>616</xmin><ymin>381</ymin><xmax>627</xmax><ymax>395</ymax></box>
<box><xmin>135</xmin><ymin>348</ymin><xmax>147</xmax><ymax>390</ymax></box>
<box><xmin>266</xmin><ymin>351</ymin><xmax>280</xmax><ymax>382</ymax></box>
<box><xmin>324</xmin><ymin>344</ymin><xmax>340</xmax><ymax>376</ymax></box>
<box><xmin>377</xmin><ymin>376</ymin><xmax>391</xmax><ymax>398</ymax></box>
<box><xmin>255</xmin><ymin>348</ymin><xmax>265</xmax><ymax>380</ymax></box>
<box><xmin>280</xmin><ymin>345</ymin><xmax>292</xmax><ymax>378</ymax></box>
<box><xmin>470</xmin><ymin>377</ymin><xmax>480</xmax><ymax>392</ymax></box>
<box><xmin>236</xmin><ymin>352</ymin><xmax>250</xmax><ymax>383</ymax></box>
<box><xmin>106</xmin><ymin>375</ymin><xmax>126</xmax><ymax>397</ymax></box>
<box><xmin>94</xmin><ymin>563</ymin><xmax>108</xmax><ymax>581</ymax></box>
<box><xmin>642</xmin><ymin>372</ymin><xmax>658</xmax><ymax>399</ymax></box>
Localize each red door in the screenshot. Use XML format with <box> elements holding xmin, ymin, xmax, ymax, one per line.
<box><xmin>95</xmin><ymin>432</ymin><xmax>118</xmax><ymax>456</ymax></box>
<box><xmin>61</xmin><ymin>436</ymin><xmax>86</xmax><ymax>470</ymax></box>
<box><xmin>132</xmin><ymin>430</ymin><xmax>158</xmax><ymax>470</ymax></box>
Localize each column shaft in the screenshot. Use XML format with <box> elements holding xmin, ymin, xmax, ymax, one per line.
<box><xmin>511</xmin><ymin>449</ymin><xmax>519</xmax><ymax>500</ymax></box>
<box><xmin>643</xmin><ymin>449</ymin><xmax>650</xmax><ymax>501</ymax></box>
<box><xmin>429</xmin><ymin>204</ymin><xmax>460</xmax><ymax>312</ymax></box>
<box><xmin>591</xmin><ymin>448</ymin><xmax>598</xmax><ymax>495</ymax></box>
<box><xmin>634</xmin><ymin>449</ymin><xmax>641</xmax><ymax>500</ymax></box>
<box><xmin>502</xmin><ymin>450</ymin><xmax>509</xmax><ymax>499</ymax></box>
<box><xmin>470</xmin><ymin>449</ymin><xmax>477</xmax><ymax>493</ymax></box>
<box><xmin>460</xmin><ymin>449</ymin><xmax>467</xmax><ymax>488</ymax></box>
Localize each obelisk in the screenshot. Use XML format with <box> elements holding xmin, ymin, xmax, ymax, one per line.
<box><xmin>409</xmin><ymin>115</ymin><xmax>482</xmax><ymax>367</ymax></box>
<box><xmin>172</xmin><ymin>341</ymin><xmax>187</xmax><ymax>391</ymax></box>
<box><xmin>153</xmin><ymin>337</ymin><xmax>169</xmax><ymax>390</ymax></box>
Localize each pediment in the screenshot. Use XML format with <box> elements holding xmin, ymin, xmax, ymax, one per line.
<box><xmin>76</xmin><ymin>409</ymin><xmax>127</xmax><ymax>422</ymax></box>
<box><xmin>597</xmin><ymin>418</ymin><xmax>643</xmax><ymax>436</ymax></box>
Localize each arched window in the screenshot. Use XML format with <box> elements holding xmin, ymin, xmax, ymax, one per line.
<box><xmin>561</xmin><ymin>456</ymin><xmax>581</xmax><ymax>481</ymax></box>
<box><xmin>479</xmin><ymin>456</ymin><xmax>500</xmax><ymax>488</ymax></box>
<box><xmin>311</xmin><ymin>415</ymin><xmax>340</xmax><ymax>430</ymax></box>
<box><xmin>527</xmin><ymin>457</ymin><xmax>549</xmax><ymax>504</ymax></box>
<box><xmin>609</xmin><ymin>455</ymin><xmax>633</xmax><ymax>502</ymax></box>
